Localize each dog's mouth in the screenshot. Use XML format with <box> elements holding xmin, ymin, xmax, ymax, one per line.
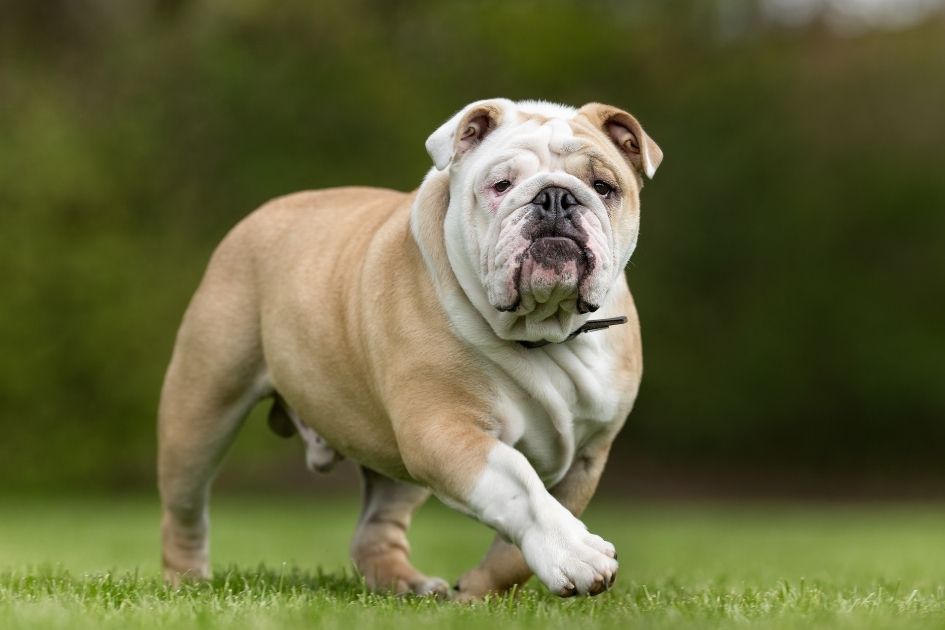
<box><xmin>527</xmin><ymin>236</ymin><xmax>584</xmax><ymax>271</ymax></box>
<box><xmin>497</xmin><ymin>228</ymin><xmax>598</xmax><ymax>315</ymax></box>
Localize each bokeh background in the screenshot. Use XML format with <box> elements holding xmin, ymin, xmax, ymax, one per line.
<box><xmin>2</xmin><ymin>0</ymin><xmax>943</xmax><ymax>498</ymax></box>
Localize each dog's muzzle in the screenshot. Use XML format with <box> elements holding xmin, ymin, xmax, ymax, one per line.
<box><xmin>513</xmin><ymin>186</ymin><xmax>597</xmax><ymax>312</ymax></box>
<box><xmin>523</xmin><ymin>186</ymin><xmax>587</xmax><ymax>246</ymax></box>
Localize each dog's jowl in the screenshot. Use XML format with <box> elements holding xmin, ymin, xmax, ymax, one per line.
<box><xmin>158</xmin><ymin>99</ymin><xmax>661</xmax><ymax>600</ymax></box>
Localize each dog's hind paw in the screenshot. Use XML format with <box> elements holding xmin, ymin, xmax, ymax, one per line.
<box><xmin>411</xmin><ymin>576</ymin><xmax>450</xmax><ymax>599</ymax></box>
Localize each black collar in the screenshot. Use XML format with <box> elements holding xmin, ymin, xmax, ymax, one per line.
<box><xmin>517</xmin><ymin>316</ymin><xmax>628</xmax><ymax>349</ymax></box>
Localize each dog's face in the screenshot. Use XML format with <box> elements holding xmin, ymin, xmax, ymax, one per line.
<box><xmin>426</xmin><ymin>99</ymin><xmax>662</xmax><ymax>341</ymax></box>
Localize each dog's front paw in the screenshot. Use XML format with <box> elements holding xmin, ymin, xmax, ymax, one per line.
<box><xmin>519</xmin><ymin>506</ymin><xmax>617</xmax><ymax>597</ymax></box>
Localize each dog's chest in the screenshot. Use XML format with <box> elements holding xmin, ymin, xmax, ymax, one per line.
<box><xmin>490</xmin><ymin>340</ymin><xmax>623</xmax><ymax>487</ymax></box>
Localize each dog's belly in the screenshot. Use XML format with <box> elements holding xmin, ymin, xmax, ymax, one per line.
<box><xmin>262</xmin><ymin>337</ymin><xmax>414</xmax><ymax>479</ymax></box>
<box><xmin>252</xmin><ymin>188</ymin><xmax>420</xmax><ymax>480</ymax></box>
<box><xmin>275</xmin><ymin>384</ymin><xmax>412</xmax><ymax>479</ymax></box>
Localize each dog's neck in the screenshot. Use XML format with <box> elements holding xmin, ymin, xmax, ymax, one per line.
<box><xmin>515</xmin><ymin>316</ymin><xmax>629</xmax><ymax>349</ymax></box>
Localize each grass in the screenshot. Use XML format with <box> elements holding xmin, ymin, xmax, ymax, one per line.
<box><xmin>1</xmin><ymin>495</ymin><xmax>944</xmax><ymax>628</ymax></box>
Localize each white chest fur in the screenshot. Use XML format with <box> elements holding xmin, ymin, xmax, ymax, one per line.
<box><xmin>487</xmin><ymin>331</ymin><xmax>623</xmax><ymax>487</ymax></box>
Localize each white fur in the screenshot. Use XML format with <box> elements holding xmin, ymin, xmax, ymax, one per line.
<box><xmin>466</xmin><ymin>443</ymin><xmax>618</xmax><ymax>595</ymax></box>
<box><xmin>643</xmin><ymin>154</ymin><xmax>658</xmax><ymax>180</ymax></box>
<box><xmin>426</xmin><ymin>99</ymin><xmax>580</xmax><ymax>171</ymax></box>
<box><xmin>283</xmin><ymin>401</ymin><xmax>341</xmax><ymax>473</ymax></box>
<box><xmin>425</xmin><ymin>98</ymin><xmax>516</xmax><ymax>170</ymax></box>
<box><xmin>515</xmin><ymin>100</ymin><xmax>578</xmax><ymax>119</ymax></box>
<box><xmin>413</xmin><ymin>100</ymin><xmax>644</xmax><ymax>594</ymax></box>
<box><xmin>450</xmin><ymin>282</ymin><xmax>631</xmax><ymax>485</ymax></box>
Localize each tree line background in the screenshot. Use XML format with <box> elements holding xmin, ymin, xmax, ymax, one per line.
<box><xmin>1</xmin><ymin>0</ymin><xmax>943</xmax><ymax>494</ymax></box>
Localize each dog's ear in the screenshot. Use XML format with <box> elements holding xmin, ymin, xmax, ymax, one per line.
<box><xmin>578</xmin><ymin>103</ymin><xmax>663</xmax><ymax>179</ymax></box>
<box><xmin>425</xmin><ymin>98</ymin><xmax>514</xmax><ymax>171</ymax></box>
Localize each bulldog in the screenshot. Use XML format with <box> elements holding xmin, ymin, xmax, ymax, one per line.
<box><xmin>158</xmin><ymin>99</ymin><xmax>662</xmax><ymax>600</ymax></box>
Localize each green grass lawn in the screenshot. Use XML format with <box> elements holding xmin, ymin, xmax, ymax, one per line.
<box><xmin>1</xmin><ymin>495</ymin><xmax>944</xmax><ymax>629</ymax></box>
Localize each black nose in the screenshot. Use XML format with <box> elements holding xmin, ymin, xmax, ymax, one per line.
<box><xmin>531</xmin><ymin>187</ymin><xmax>578</xmax><ymax>218</ymax></box>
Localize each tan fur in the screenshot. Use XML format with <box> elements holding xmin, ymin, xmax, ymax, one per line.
<box><xmin>159</xmin><ymin>186</ymin><xmax>501</xmax><ymax>589</ymax></box>
<box><xmin>158</xmin><ymin>102</ymin><xmax>651</xmax><ymax>599</ymax></box>
<box><xmin>350</xmin><ymin>467</ymin><xmax>448</xmax><ymax>597</ymax></box>
<box><xmin>516</xmin><ymin>110</ymin><xmax>554</xmax><ymax>125</ymax></box>
<box><xmin>251</xmin><ymin>188</ymin><xmax>496</xmax><ymax>485</ymax></box>
<box><xmin>574</xmin><ymin>103</ymin><xmax>663</xmax><ymax>179</ymax></box>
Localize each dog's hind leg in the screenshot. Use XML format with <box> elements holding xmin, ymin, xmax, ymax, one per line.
<box><xmin>157</xmin><ymin>234</ymin><xmax>269</xmax><ymax>585</ymax></box>
<box><xmin>351</xmin><ymin>467</ymin><xmax>449</xmax><ymax>598</ymax></box>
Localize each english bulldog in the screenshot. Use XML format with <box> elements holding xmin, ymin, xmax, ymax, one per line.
<box><xmin>158</xmin><ymin>98</ymin><xmax>662</xmax><ymax>600</ymax></box>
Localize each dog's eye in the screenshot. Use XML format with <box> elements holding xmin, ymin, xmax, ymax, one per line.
<box><xmin>493</xmin><ymin>180</ymin><xmax>512</xmax><ymax>193</ymax></box>
<box><xmin>593</xmin><ymin>180</ymin><xmax>614</xmax><ymax>197</ymax></box>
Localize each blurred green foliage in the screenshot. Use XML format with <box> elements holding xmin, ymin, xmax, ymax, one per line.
<box><xmin>1</xmin><ymin>0</ymin><xmax>943</xmax><ymax>490</ymax></box>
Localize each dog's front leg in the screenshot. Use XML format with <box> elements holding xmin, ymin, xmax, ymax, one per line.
<box><xmin>451</xmin><ymin>436</ymin><xmax>617</xmax><ymax>600</ymax></box>
<box><xmin>398</xmin><ymin>421</ymin><xmax>617</xmax><ymax>598</ymax></box>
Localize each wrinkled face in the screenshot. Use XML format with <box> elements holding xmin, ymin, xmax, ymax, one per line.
<box><xmin>470</xmin><ymin>117</ymin><xmax>637</xmax><ymax>319</ymax></box>
<box><xmin>432</xmin><ymin>101</ymin><xmax>659</xmax><ymax>328</ymax></box>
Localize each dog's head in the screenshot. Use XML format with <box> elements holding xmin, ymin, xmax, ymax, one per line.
<box><xmin>421</xmin><ymin>99</ymin><xmax>662</xmax><ymax>343</ymax></box>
